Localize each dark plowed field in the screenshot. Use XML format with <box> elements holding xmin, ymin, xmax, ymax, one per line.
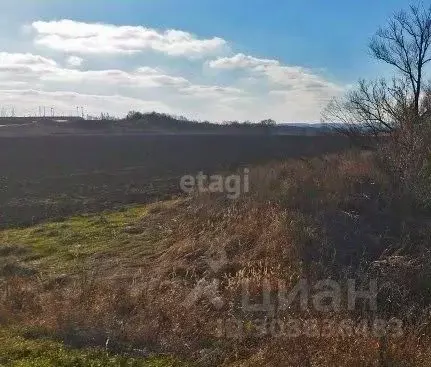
<box><xmin>0</xmin><ymin>134</ymin><xmax>351</xmax><ymax>227</ymax></box>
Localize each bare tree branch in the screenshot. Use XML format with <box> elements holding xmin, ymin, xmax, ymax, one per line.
<box><xmin>369</xmin><ymin>4</ymin><xmax>431</xmax><ymax>118</ymax></box>
<box><xmin>324</xmin><ymin>3</ymin><xmax>431</xmax><ymax>139</ymax></box>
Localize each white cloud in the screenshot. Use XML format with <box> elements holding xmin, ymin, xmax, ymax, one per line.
<box><xmin>0</xmin><ymin>52</ymin><xmax>249</xmax><ymax>121</ymax></box>
<box><xmin>42</xmin><ymin>66</ymin><xmax>190</xmax><ymax>89</ymax></box>
<box><xmin>208</xmin><ymin>53</ymin><xmax>279</xmax><ymax>70</ymax></box>
<box><xmin>0</xmin><ymin>52</ymin><xmax>56</xmax><ymax>66</ymax></box>
<box><xmin>0</xmin><ymin>20</ymin><xmax>346</xmax><ymax>122</ymax></box>
<box><xmin>0</xmin><ymin>52</ymin><xmax>58</xmax><ymax>87</ymax></box>
<box><xmin>209</xmin><ymin>53</ymin><xmax>342</xmax><ymax>91</ymax></box>
<box><xmin>31</xmin><ymin>20</ymin><xmax>227</xmax><ymax>58</ymax></box>
<box><xmin>0</xmin><ymin>52</ymin><xmax>57</xmax><ymax>73</ymax></box>
<box><xmin>179</xmin><ymin>85</ymin><xmax>244</xmax><ymax>99</ymax></box>
<box><xmin>0</xmin><ymin>53</ymin><xmax>189</xmax><ymax>89</ymax></box>
<box><xmin>208</xmin><ymin>53</ymin><xmax>344</xmax><ymax>121</ymax></box>
<box><xmin>0</xmin><ymin>50</ymin><xmax>344</xmax><ymax>122</ymax></box>
<box><xmin>66</xmin><ymin>55</ymin><xmax>83</xmax><ymax>67</ymax></box>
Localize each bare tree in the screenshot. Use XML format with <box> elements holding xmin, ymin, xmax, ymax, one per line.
<box><xmin>323</xmin><ymin>3</ymin><xmax>431</xmax><ymax>134</ymax></box>
<box><xmin>370</xmin><ymin>4</ymin><xmax>431</xmax><ymax>118</ymax></box>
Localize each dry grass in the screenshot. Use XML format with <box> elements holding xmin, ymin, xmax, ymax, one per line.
<box><xmin>1</xmin><ymin>150</ymin><xmax>431</xmax><ymax>366</ymax></box>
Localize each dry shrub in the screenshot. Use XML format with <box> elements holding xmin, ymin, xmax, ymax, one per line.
<box><xmin>377</xmin><ymin>124</ymin><xmax>431</xmax><ymax>211</ymax></box>
<box><xmin>229</xmin><ymin>333</ymin><xmax>431</xmax><ymax>367</ymax></box>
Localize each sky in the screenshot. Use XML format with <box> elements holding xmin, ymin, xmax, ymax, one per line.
<box><xmin>0</xmin><ymin>0</ymin><xmax>417</xmax><ymax>122</ymax></box>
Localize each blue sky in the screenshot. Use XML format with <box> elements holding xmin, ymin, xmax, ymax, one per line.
<box><xmin>0</xmin><ymin>0</ymin><xmax>417</xmax><ymax>122</ymax></box>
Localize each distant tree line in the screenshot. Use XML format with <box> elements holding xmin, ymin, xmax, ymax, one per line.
<box><xmin>123</xmin><ymin>110</ymin><xmax>277</xmax><ymax>132</ymax></box>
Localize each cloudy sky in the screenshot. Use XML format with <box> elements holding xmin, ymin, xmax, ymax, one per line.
<box><xmin>0</xmin><ymin>0</ymin><xmax>412</xmax><ymax>122</ymax></box>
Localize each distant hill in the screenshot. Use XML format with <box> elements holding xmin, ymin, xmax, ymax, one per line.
<box><xmin>0</xmin><ymin>112</ymin><xmax>336</xmax><ymax>136</ymax></box>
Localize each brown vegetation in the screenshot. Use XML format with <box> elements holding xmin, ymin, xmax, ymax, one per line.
<box><xmin>1</xmin><ymin>149</ymin><xmax>431</xmax><ymax>366</ymax></box>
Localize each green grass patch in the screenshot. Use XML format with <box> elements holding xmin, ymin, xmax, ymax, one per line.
<box><xmin>0</xmin><ymin>328</ymin><xmax>186</xmax><ymax>367</ymax></box>
<box><xmin>0</xmin><ymin>204</ymin><xmax>166</xmax><ymax>274</ymax></box>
